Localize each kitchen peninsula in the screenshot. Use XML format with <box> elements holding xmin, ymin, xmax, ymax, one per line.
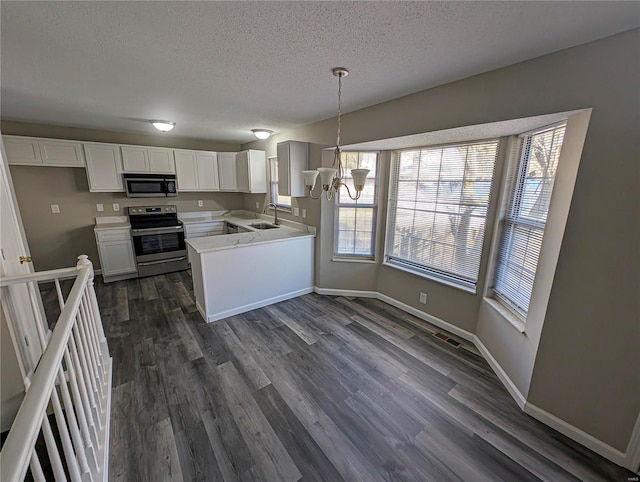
<box><xmin>185</xmin><ymin>212</ymin><xmax>315</xmax><ymax>322</ymax></box>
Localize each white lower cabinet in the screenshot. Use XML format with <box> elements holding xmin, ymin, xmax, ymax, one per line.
<box><xmin>95</xmin><ymin>228</ymin><xmax>137</xmax><ymax>281</ymax></box>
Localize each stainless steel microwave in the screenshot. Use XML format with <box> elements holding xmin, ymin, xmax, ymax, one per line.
<box><xmin>123</xmin><ymin>174</ymin><xmax>177</xmax><ymax>198</ymax></box>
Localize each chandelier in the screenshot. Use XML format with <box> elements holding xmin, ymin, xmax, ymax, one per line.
<box><xmin>302</xmin><ymin>67</ymin><xmax>369</xmax><ymax>200</ymax></box>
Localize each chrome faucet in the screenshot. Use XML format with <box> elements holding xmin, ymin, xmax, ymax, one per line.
<box><xmin>263</xmin><ymin>203</ymin><xmax>280</xmax><ymax>225</ymax></box>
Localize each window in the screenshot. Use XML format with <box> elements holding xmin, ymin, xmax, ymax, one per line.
<box><xmin>335</xmin><ymin>152</ymin><xmax>378</xmax><ymax>258</ymax></box>
<box><xmin>493</xmin><ymin>123</ymin><xmax>566</xmax><ymax>318</ymax></box>
<box><xmin>269</xmin><ymin>157</ymin><xmax>291</xmax><ymax>209</ymax></box>
<box><xmin>385</xmin><ymin>139</ymin><xmax>499</xmax><ymax>290</ymax></box>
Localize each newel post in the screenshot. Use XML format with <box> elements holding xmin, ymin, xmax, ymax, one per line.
<box><xmin>77</xmin><ymin>255</ymin><xmax>109</xmax><ymax>357</ymax></box>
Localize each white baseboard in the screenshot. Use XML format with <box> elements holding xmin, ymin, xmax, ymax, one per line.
<box><xmin>377</xmin><ymin>293</ymin><xmax>476</xmax><ymax>343</ymax></box>
<box><xmin>312</xmin><ymin>286</ymin><xmax>640</xmax><ymax>471</ymax></box>
<box><xmin>473</xmin><ymin>336</ymin><xmax>527</xmax><ymax>409</ymax></box>
<box><xmin>206</xmin><ymin>288</ymin><xmax>314</xmax><ymax>323</ymax></box>
<box><xmin>313</xmin><ymin>287</ymin><xmax>377</xmax><ymax>298</ymax></box>
<box><xmin>523</xmin><ymin>401</ymin><xmax>628</xmax><ymax>468</ymax></box>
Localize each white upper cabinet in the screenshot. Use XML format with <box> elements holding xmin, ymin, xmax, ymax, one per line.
<box><xmin>277</xmin><ymin>140</ymin><xmax>309</xmax><ymax>197</ymax></box>
<box><xmin>236</xmin><ymin>149</ymin><xmax>267</xmax><ymax>193</ymax></box>
<box><xmin>196</xmin><ymin>152</ymin><xmax>220</xmax><ymax>191</ymax></box>
<box><xmin>121</xmin><ymin>145</ymin><xmax>175</xmax><ymax>173</ymax></box>
<box><xmin>217</xmin><ymin>152</ymin><xmax>238</xmax><ymax>191</ymax></box>
<box><xmin>148</xmin><ymin>148</ymin><xmax>175</xmax><ymax>173</ymax></box>
<box><xmin>174</xmin><ymin>150</ymin><xmax>219</xmax><ymax>191</ymax></box>
<box><xmin>4</xmin><ymin>136</ymin><xmax>85</xmax><ymax>167</ymax></box>
<box><xmin>84</xmin><ymin>143</ymin><xmax>124</xmax><ymax>192</ymax></box>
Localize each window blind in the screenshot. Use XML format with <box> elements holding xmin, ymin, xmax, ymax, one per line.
<box><xmin>269</xmin><ymin>157</ymin><xmax>291</xmax><ymax>208</ymax></box>
<box><xmin>386</xmin><ymin>139</ymin><xmax>499</xmax><ymax>286</ymax></box>
<box><xmin>493</xmin><ymin>124</ymin><xmax>566</xmax><ymax>317</ymax></box>
<box><xmin>335</xmin><ymin>152</ymin><xmax>378</xmax><ymax>257</ymax></box>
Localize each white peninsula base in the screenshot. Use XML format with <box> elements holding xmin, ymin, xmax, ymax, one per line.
<box><xmin>189</xmin><ymin>235</ymin><xmax>314</xmax><ymax>322</ymax></box>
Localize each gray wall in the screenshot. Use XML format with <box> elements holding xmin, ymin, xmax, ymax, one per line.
<box><xmin>2</xmin><ymin>121</ymin><xmax>244</xmax><ymax>271</ymax></box>
<box><xmin>242</xmin><ymin>30</ymin><xmax>639</xmax><ymax>452</ymax></box>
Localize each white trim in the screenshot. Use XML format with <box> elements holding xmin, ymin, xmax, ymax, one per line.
<box><xmin>313</xmin><ymin>287</ymin><xmax>377</xmax><ymax>298</ymax></box>
<box><xmin>523</xmin><ymin>401</ymin><xmax>627</xmax><ymax>468</ymax></box>
<box><xmin>625</xmin><ymin>411</ymin><xmax>640</xmax><ymax>473</ymax></box>
<box><xmin>382</xmin><ymin>260</ymin><xmax>477</xmax><ymax>295</ymax></box>
<box><xmin>99</xmin><ymin>357</ymin><xmax>113</xmax><ymax>482</ymax></box>
<box><xmin>474</xmin><ymin>336</ymin><xmax>527</xmax><ymax>409</ymax></box>
<box><xmin>196</xmin><ymin>300</ymin><xmax>206</xmax><ymax>321</ymax></box>
<box><xmin>377</xmin><ymin>293</ymin><xmax>476</xmax><ymax>343</ymax></box>
<box><xmin>206</xmin><ymin>288</ymin><xmax>313</xmax><ymax>323</ymax></box>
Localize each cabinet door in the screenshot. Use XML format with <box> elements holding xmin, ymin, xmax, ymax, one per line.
<box><xmin>217</xmin><ymin>152</ymin><xmax>238</xmax><ymax>191</ymax></box>
<box><xmin>235</xmin><ymin>150</ymin><xmax>249</xmax><ymax>192</ymax></box>
<box><xmin>121</xmin><ymin>146</ymin><xmax>149</xmax><ymax>172</ymax></box>
<box><xmin>148</xmin><ymin>148</ymin><xmax>175</xmax><ymax>173</ymax></box>
<box><xmin>196</xmin><ymin>152</ymin><xmax>219</xmax><ymax>191</ymax></box>
<box><xmin>174</xmin><ymin>150</ymin><xmax>199</xmax><ymax>191</ymax></box>
<box><xmin>4</xmin><ymin>136</ymin><xmax>42</xmax><ymax>165</ymax></box>
<box><xmin>247</xmin><ymin>150</ymin><xmax>267</xmax><ymax>193</ymax></box>
<box><xmin>84</xmin><ymin>143</ymin><xmax>124</xmax><ymax>192</ymax></box>
<box><xmin>277</xmin><ymin>142</ymin><xmax>291</xmax><ymax>195</ymax></box>
<box><xmin>39</xmin><ymin>139</ymin><xmax>85</xmax><ymax>167</ymax></box>
<box><xmin>99</xmin><ymin>240</ymin><xmax>137</xmax><ymax>276</ymax></box>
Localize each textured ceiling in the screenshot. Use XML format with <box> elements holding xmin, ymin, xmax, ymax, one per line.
<box><xmin>1</xmin><ymin>2</ymin><xmax>638</xmax><ymax>143</ymax></box>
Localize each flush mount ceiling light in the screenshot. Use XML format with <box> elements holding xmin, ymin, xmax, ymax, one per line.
<box><xmin>251</xmin><ymin>129</ymin><xmax>273</xmax><ymax>140</ymax></box>
<box><xmin>150</xmin><ymin>120</ymin><xmax>176</xmax><ymax>132</ymax></box>
<box><xmin>302</xmin><ymin>67</ymin><xmax>369</xmax><ymax>200</ymax></box>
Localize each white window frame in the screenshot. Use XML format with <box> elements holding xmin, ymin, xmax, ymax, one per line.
<box><xmin>491</xmin><ymin>122</ymin><xmax>567</xmax><ymax>321</ymax></box>
<box><xmin>334</xmin><ymin>151</ymin><xmax>379</xmax><ymax>261</ymax></box>
<box><xmin>269</xmin><ymin>156</ymin><xmax>292</xmax><ymax>211</ymax></box>
<box><xmin>383</xmin><ymin>139</ymin><xmax>500</xmax><ymax>293</ymax></box>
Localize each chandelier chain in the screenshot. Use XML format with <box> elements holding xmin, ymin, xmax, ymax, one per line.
<box><xmin>336</xmin><ymin>73</ymin><xmax>342</xmax><ymax>148</ymax></box>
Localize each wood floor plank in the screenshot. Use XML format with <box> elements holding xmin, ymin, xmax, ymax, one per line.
<box><xmin>94</xmin><ymin>275</ymin><xmax>635</xmax><ymax>482</ymax></box>
<box><xmin>217</xmin><ymin>361</ymin><xmax>302</xmax><ymax>482</ymax></box>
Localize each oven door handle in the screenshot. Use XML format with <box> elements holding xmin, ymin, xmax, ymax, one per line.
<box><xmin>132</xmin><ymin>226</ymin><xmax>184</xmax><ymax>235</ymax></box>
<box><xmin>138</xmin><ymin>256</ymin><xmax>187</xmax><ymax>267</ymax></box>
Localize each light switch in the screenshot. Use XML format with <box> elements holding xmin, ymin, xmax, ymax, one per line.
<box><xmin>51</xmin><ymin>204</ymin><xmax>60</xmax><ymax>214</ymax></box>
<box><xmin>302</xmin><ymin>208</ymin><xmax>307</xmax><ymax>218</ymax></box>
<box><xmin>256</xmin><ymin>202</ymin><xmax>260</xmax><ymax>210</ymax></box>
<box><xmin>112</xmin><ymin>203</ymin><xmax>120</xmax><ymax>212</ymax></box>
<box><xmin>198</xmin><ymin>200</ymin><xmax>204</xmax><ymax>208</ymax></box>
<box><xmin>293</xmin><ymin>207</ymin><xmax>300</xmax><ymax>217</ymax></box>
<box><xmin>96</xmin><ymin>203</ymin><xmax>104</xmax><ymax>212</ymax></box>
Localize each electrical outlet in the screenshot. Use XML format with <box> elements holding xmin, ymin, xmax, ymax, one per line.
<box><xmin>51</xmin><ymin>204</ymin><xmax>60</xmax><ymax>214</ymax></box>
<box><xmin>302</xmin><ymin>208</ymin><xmax>307</xmax><ymax>218</ymax></box>
<box><xmin>293</xmin><ymin>207</ymin><xmax>300</xmax><ymax>217</ymax></box>
<box><xmin>96</xmin><ymin>203</ymin><xmax>104</xmax><ymax>212</ymax></box>
<box><xmin>112</xmin><ymin>203</ymin><xmax>120</xmax><ymax>212</ymax></box>
<box><xmin>198</xmin><ymin>200</ymin><xmax>204</xmax><ymax>208</ymax></box>
<box><xmin>419</xmin><ymin>293</ymin><xmax>427</xmax><ymax>304</ymax></box>
<box><xmin>256</xmin><ymin>202</ymin><xmax>260</xmax><ymax>209</ymax></box>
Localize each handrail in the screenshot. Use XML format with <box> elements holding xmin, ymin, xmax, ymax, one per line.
<box><xmin>0</xmin><ymin>255</ymin><xmax>112</xmax><ymax>482</ymax></box>
<box><xmin>0</xmin><ymin>266</ymin><xmax>90</xmax><ymax>481</ymax></box>
<box><xmin>0</xmin><ymin>266</ymin><xmax>80</xmax><ymax>286</ymax></box>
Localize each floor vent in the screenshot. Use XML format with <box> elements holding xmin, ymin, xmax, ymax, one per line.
<box><xmin>433</xmin><ymin>331</ymin><xmax>462</xmax><ymax>348</ymax></box>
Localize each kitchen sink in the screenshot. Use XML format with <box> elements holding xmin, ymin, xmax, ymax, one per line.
<box><xmin>250</xmin><ymin>223</ymin><xmax>280</xmax><ymax>230</ymax></box>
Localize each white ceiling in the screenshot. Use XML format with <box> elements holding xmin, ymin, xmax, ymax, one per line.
<box><xmin>1</xmin><ymin>2</ymin><xmax>638</xmax><ymax>144</ymax></box>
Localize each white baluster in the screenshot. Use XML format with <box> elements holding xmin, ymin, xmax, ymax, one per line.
<box><xmin>51</xmin><ymin>384</ymin><xmax>83</xmax><ymax>482</ymax></box>
<box><xmin>29</xmin><ymin>447</ymin><xmax>46</xmax><ymax>482</ymax></box>
<box><xmin>54</xmin><ymin>278</ymin><xmax>65</xmax><ymax>310</ymax></box>
<box><xmin>42</xmin><ymin>416</ymin><xmax>66</xmax><ymax>482</ymax></box>
<box><xmin>73</xmin><ymin>322</ymin><xmax>103</xmax><ymax>422</ymax></box>
<box><xmin>82</xmin><ymin>291</ymin><xmax>105</xmax><ymax>378</ymax></box>
<box><xmin>69</xmin><ymin>335</ymin><xmax>101</xmax><ymax>445</ymax></box>
<box><xmin>79</xmin><ymin>294</ymin><xmax>104</xmax><ymax>383</ymax></box>
<box><xmin>76</xmin><ymin>305</ymin><xmax>103</xmax><ymax>402</ymax></box>
<box><xmin>56</xmin><ymin>363</ymin><xmax>92</xmax><ymax>480</ymax></box>
<box><xmin>64</xmin><ymin>345</ymin><xmax>98</xmax><ymax>472</ymax></box>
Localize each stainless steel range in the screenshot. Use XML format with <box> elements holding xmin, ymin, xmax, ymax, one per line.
<box><xmin>128</xmin><ymin>205</ymin><xmax>189</xmax><ymax>277</ymax></box>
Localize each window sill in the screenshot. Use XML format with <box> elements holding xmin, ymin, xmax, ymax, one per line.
<box><xmin>382</xmin><ymin>260</ymin><xmax>477</xmax><ymax>295</ymax></box>
<box><xmin>332</xmin><ymin>256</ymin><xmax>376</xmax><ymax>264</ymax></box>
<box><xmin>483</xmin><ymin>298</ymin><xmax>526</xmax><ymax>334</ymax></box>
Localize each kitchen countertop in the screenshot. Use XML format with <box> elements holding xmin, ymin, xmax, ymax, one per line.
<box><xmin>184</xmin><ymin>211</ymin><xmax>316</xmax><ymax>254</ymax></box>
<box><xmin>94</xmin><ymin>216</ymin><xmax>130</xmax><ymax>231</ymax></box>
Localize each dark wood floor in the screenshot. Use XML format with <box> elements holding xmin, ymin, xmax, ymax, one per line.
<box><xmin>43</xmin><ymin>272</ymin><xmax>632</xmax><ymax>481</ymax></box>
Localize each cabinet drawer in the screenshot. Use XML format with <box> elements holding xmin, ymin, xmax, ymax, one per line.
<box><xmin>96</xmin><ymin>229</ymin><xmax>131</xmax><ymax>242</ymax></box>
